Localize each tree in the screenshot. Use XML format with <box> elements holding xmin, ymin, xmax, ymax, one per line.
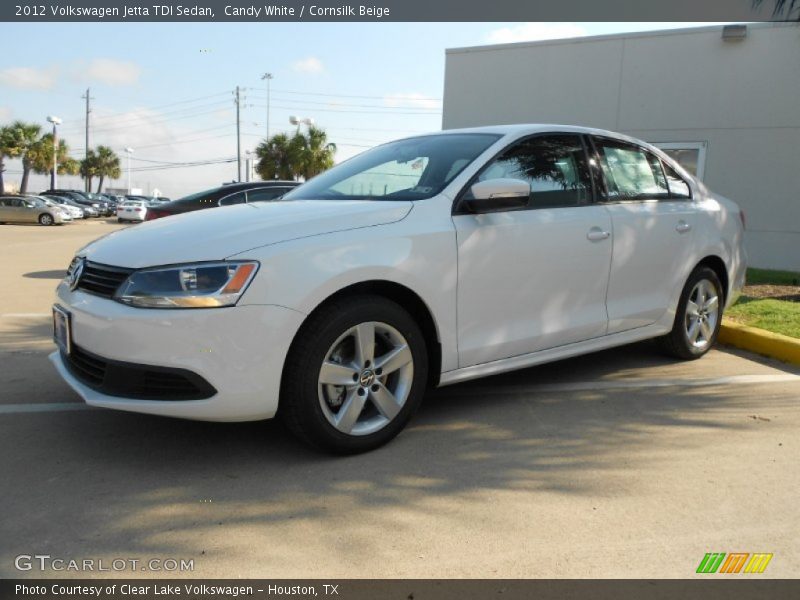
<box><xmin>0</xmin><ymin>125</ymin><xmax>21</xmax><ymax>195</ymax></box>
<box><xmin>296</xmin><ymin>126</ymin><xmax>336</xmax><ymax>180</ymax></box>
<box><xmin>9</xmin><ymin>121</ymin><xmax>43</xmax><ymax>193</ymax></box>
<box><xmin>752</xmin><ymin>0</ymin><xmax>800</xmax><ymax>18</ymax></box>
<box><xmin>27</xmin><ymin>134</ymin><xmax>74</xmax><ymax>184</ymax></box>
<box><xmin>93</xmin><ymin>145</ymin><xmax>121</xmax><ymax>192</ymax></box>
<box><xmin>80</xmin><ymin>149</ymin><xmax>99</xmax><ymax>191</ymax></box>
<box><xmin>255</xmin><ymin>133</ymin><xmax>299</xmax><ymax>180</ymax></box>
<box><xmin>255</xmin><ymin>127</ymin><xmax>336</xmax><ymax>181</ymax></box>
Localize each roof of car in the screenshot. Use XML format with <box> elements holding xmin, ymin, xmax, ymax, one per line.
<box><xmin>411</xmin><ymin>124</ymin><xmax>673</xmax><ymax>157</ymax></box>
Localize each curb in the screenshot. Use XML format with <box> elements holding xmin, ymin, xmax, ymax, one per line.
<box><xmin>719</xmin><ymin>319</ymin><xmax>800</xmax><ymax>366</ymax></box>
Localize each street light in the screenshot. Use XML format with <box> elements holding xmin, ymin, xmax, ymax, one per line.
<box><xmin>261</xmin><ymin>72</ymin><xmax>273</xmax><ymax>140</ymax></box>
<box><xmin>289</xmin><ymin>115</ymin><xmax>315</xmax><ymax>132</ymax></box>
<box><xmin>124</xmin><ymin>147</ymin><xmax>134</xmax><ymax>194</ymax></box>
<box><xmin>46</xmin><ymin>115</ymin><xmax>62</xmax><ymax>189</ymax></box>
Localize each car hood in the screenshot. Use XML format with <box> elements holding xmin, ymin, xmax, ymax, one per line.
<box><xmin>79</xmin><ymin>200</ymin><xmax>413</xmax><ymax>268</ymax></box>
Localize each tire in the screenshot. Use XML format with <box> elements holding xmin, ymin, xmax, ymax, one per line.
<box><xmin>658</xmin><ymin>266</ymin><xmax>724</xmax><ymax>360</ymax></box>
<box><xmin>38</xmin><ymin>214</ymin><xmax>54</xmax><ymax>226</ymax></box>
<box><xmin>280</xmin><ymin>295</ymin><xmax>428</xmax><ymax>454</ymax></box>
<box><xmin>117</xmin><ymin>218</ymin><xmax>124</xmax><ymax>223</ymax></box>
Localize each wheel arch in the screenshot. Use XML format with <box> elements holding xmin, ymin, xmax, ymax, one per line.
<box><xmin>695</xmin><ymin>255</ymin><xmax>729</xmax><ymax>305</ymax></box>
<box><xmin>284</xmin><ymin>279</ymin><xmax>442</xmax><ymax>389</ymax></box>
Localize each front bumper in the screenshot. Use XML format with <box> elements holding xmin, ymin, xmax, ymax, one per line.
<box><xmin>50</xmin><ymin>283</ymin><xmax>306</xmax><ymax>421</ymax></box>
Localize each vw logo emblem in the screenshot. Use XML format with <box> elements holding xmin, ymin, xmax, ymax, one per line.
<box><xmin>359</xmin><ymin>370</ymin><xmax>375</xmax><ymax>388</ymax></box>
<box><xmin>69</xmin><ymin>258</ymin><xmax>85</xmax><ymax>291</ymax></box>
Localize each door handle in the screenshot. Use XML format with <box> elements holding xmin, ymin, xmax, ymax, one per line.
<box><xmin>586</xmin><ymin>227</ymin><xmax>611</xmax><ymax>241</ymax></box>
<box><xmin>676</xmin><ymin>220</ymin><xmax>692</xmax><ymax>233</ymax></box>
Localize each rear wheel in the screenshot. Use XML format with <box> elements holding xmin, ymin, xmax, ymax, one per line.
<box><xmin>38</xmin><ymin>214</ymin><xmax>54</xmax><ymax>226</ymax></box>
<box><xmin>658</xmin><ymin>266</ymin><xmax>723</xmax><ymax>360</ymax></box>
<box><xmin>280</xmin><ymin>295</ymin><xmax>428</xmax><ymax>454</ymax></box>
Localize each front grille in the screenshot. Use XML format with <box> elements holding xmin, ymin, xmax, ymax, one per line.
<box><xmin>76</xmin><ymin>261</ymin><xmax>133</xmax><ymax>299</ymax></box>
<box><xmin>63</xmin><ymin>345</ymin><xmax>216</xmax><ymax>401</ymax></box>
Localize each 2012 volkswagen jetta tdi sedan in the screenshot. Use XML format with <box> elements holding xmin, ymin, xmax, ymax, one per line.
<box><xmin>50</xmin><ymin>125</ymin><xmax>746</xmax><ymax>453</ymax></box>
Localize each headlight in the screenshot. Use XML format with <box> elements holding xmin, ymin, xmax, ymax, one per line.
<box><xmin>114</xmin><ymin>261</ymin><xmax>258</xmax><ymax>308</ymax></box>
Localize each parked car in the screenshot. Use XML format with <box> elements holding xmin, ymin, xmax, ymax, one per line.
<box><xmin>42</xmin><ymin>194</ymin><xmax>94</xmax><ymax>218</ymax></box>
<box><xmin>50</xmin><ymin>125</ymin><xmax>746</xmax><ymax>453</ymax></box>
<box><xmin>116</xmin><ymin>200</ymin><xmax>148</xmax><ymax>223</ymax></box>
<box><xmin>144</xmin><ymin>181</ymin><xmax>298</xmax><ymax>221</ymax></box>
<box><xmin>41</xmin><ymin>190</ymin><xmax>110</xmax><ymax>217</ymax></box>
<box><xmin>0</xmin><ymin>195</ymin><xmax>69</xmax><ymax>225</ymax></box>
<box><xmin>33</xmin><ymin>196</ymin><xmax>80</xmax><ymax>221</ymax></box>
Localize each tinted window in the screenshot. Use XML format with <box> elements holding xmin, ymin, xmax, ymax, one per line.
<box><xmin>219</xmin><ymin>191</ymin><xmax>247</xmax><ymax>206</ymax></box>
<box><xmin>473</xmin><ymin>134</ymin><xmax>592</xmax><ymax>209</ymax></box>
<box><xmin>284</xmin><ymin>133</ymin><xmax>501</xmax><ymax>201</ymax></box>
<box><xmin>596</xmin><ymin>140</ymin><xmax>668</xmax><ymax>200</ymax></box>
<box><xmin>663</xmin><ymin>162</ymin><xmax>692</xmax><ymax>199</ymax></box>
<box><xmin>247</xmin><ymin>187</ymin><xmax>292</xmax><ymax>203</ymax></box>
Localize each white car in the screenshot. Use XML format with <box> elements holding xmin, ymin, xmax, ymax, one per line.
<box><xmin>36</xmin><ymin>196</ymin><xmax>80</xmax><ymax>221</ymax></box>
<box><xmin>50</xmin><ymin>125</ymin><xmax>746</xmax><ymax>453</ymax></box>
<box><xmin>116</xmin><ymin>201</ymin><xmax>148</xmax><ymax>223</ymax></box>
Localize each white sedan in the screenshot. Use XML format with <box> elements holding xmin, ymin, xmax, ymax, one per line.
<box><xmin>50</xmin><ymin>124</ymin><xmax>746</xmax><ymax>453</ymax></box>
<box><xmin>116</xmin><ymin>201</ymin><xmax>148</xmax><ymax>223</ymax></box>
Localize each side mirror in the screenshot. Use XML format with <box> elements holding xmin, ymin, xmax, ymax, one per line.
<box><xmin>464</xmin><ymin>178</ymin><xmax>530</xmax><ymax>213</ymax></box>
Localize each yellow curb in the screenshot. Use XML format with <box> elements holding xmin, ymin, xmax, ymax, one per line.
<box><xmin>719</xmin><ymin>319</ymin><xmax>800</xmax><ymax>366</ymax></box>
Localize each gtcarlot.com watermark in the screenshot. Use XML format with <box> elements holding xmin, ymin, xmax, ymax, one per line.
<box><xmin>15</xmin><ymin>554</ymin><xmax>195</xmax><ymax>573</ymax></box>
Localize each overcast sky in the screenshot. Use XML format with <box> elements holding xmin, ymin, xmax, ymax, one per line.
<box><xmin>0</xmin><ymin>21</ymin><xmax>726</xmax><ymax>197</ymax></box>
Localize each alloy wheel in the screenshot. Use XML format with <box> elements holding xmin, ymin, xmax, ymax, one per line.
<box><xmin>318</xmin><ymin>321</ymin><xmax>414</xmax><ymax>436</ymax></box>
<box><xmin>684</xmin><ymin>278</ymin><xmax>720</xmax><ymax>349</ymax></box>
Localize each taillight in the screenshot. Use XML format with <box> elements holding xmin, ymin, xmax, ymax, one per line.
<box><xmin>739</xmin><ymin>209</ymin><xmax>746</xmax><ymax>230</ymax></box>
<box><xmin>145</xmin><ymin>209</ymin><xmax>166</xmax><ymax>221</ymax></box>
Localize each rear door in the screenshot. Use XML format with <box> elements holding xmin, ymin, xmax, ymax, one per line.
<box><xmin>591</xmin><ymin>136</ymin><xmax>698</xmax><ymax>333</ymax></box>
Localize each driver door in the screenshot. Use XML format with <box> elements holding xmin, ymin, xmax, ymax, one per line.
<box><xmin>453</xmin><ymin>133</ymin><xmax>613</xmax><ymax>368</ymax></box>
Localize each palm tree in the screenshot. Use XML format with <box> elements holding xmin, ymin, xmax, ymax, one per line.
<box><xmin>11</xmin><ymin>121</ymin><xmax>43</xmax><ymax>193</ymax></box>
<box><xmin>0</xmin><ymin>125</ymin><xmax>21</xmax><ymax>194</ymax></box>
<box><xmin>255</xmin><ymin>127</ymin><xmax>336</xmax><ymax>181</ymax></box>
<box><xmin>93</xmin><ymin>145</ymin><xmax>121</xmax><ymax>192</ymax></box>
<box><xmin>255</xmin><ymin>133</ymin><xmax>301</xmax><ymax>180</ymax></box>
<box><xmin>28</xmin><ymin>134</ymin><xmax>73</xmax><ymax>185</ymax></box>
<box><xmin>752</xmin><ymin>0</ymin><xmax>800</xmax><ymax>18</ymax></box>
<box><xmin>80</xmin><ymin>149</ymin><xmax>99</xmax><ymax>191</ymax></box>
<box><xmin>297</xmin><ymin>126</ymin><xmax>336</xmax><ymax>179</ymax></box>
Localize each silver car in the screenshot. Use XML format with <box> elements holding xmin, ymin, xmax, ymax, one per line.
<box><xmin>0</xmin><ymin>196</ymin><xmax>68</xmax><ymax>225</ymax></box>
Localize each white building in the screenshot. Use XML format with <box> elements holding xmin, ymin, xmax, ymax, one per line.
<box><xmin>442</xmin><ymin>23</ymin><xmax>800</xmax><ymax>270</ymax></box>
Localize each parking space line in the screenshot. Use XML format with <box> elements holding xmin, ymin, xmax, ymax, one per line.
<box><xmin>0</xmin><ymin>403</ymin><xmax>92</xmax><ymax>414</ymax></box>
<box><xmin>438</xmin><ymin>373</ymin><xmax>800</xmax><ymax>397</ymax></box>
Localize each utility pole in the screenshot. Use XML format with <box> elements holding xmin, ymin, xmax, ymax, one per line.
<box><xmin>81</xmin><ymin>88</ymin><xmax>93</xmax><ymax>192</ymax></box>
<box><xmin>261</xmin><ymin>72</ymin><xmax>273</xmax><ymax>140</ymax></box>
<box><xmin>235</xmin><ymin>85</ymin><xmax>242</xmax><ymax>182</ymax></box>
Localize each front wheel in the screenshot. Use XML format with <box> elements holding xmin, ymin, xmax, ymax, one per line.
<box><xmin>280</xmin><ymin>295</ymin><xmax>428</xmax><ymax>454</ymax></box>
<box><xmin>658</xmin><ymin>266</ymin><xmax>724</xmax><ymax>360</ymax></box>
<box><xmin>38</xmin><ymin>214</ymin><xmax>54</xmax><ymax>226</ymax></box>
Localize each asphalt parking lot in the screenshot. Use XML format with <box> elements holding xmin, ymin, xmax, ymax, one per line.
<box><xmin>0</xmin><ymin>219</ymin><xmax>798</xmax><ymax>579</ymax></box>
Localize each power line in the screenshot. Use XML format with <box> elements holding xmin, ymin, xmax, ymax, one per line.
<box><xmin>266</xmin><ymin>88</ymin><xmax>441</xmax><ymax>101</ymax></box>
<box><xmin>58</xmin><ymin>91</ymin><xmax>231</xmax><ymax>124</ymax></box>
<box><xmin>250</xmin><ymin>103</ymin><xmax>441</xmax><ymax>116</ymax></box>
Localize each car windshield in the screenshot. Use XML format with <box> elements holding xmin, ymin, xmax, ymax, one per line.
<box><xmin>283</xmin><ymin>133</ymin><xmax>501</xmax><ymax>201</ymax></box>
<box><xmin>28</xmin><ymin>199</ymin><xmax>46</xmax><ymax>207</ymax></box>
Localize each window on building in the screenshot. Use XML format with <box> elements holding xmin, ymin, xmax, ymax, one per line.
<box><xmin>651</xmin><ymin>142</ymin><xmax>707</xmax><ymax>180</ymax></box>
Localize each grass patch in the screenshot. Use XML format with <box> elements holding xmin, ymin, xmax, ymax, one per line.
<box><xmin>747</xmin><ymin>268</ymin><xmax>800</xmax><ymax>286</ymax></box>
<box><xmin>727</xmin><ymin>297</ymin><xmax>800</xmax><ymax>338</ymax></box>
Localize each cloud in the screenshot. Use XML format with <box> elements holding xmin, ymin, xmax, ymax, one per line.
<box><xmin>0</xmin><ymin>66</ymin><xmax>58</xmax><ymax>91</ymax></box>
<box><xmin>0</xmin><ymin>107</ymin><xmax>11</xmax><ymax>121</ymax></box>
<box><xmin>383</xmin><ymin>93</ymin><xmax>441</xmax><ymax>111</ymax></box>
<box><xmin>85</xmin><ymin>59</ymin><xmax>142</xmax><ymax>86</ymax></box>
<box><xmin>291</xmin><ymin>57</ymin><xmax>324</xmax><ymax>74</ymax></box>
<box><xmin>484</xmin><ymin>23</ymin><xmax>587</xmax><ymax>45</ymax></box>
